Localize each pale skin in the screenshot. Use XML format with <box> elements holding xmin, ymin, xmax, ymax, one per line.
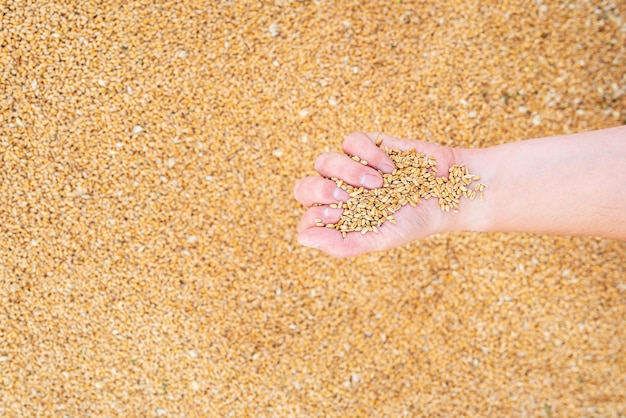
<box><xmin>293</xmin><ymin>125</ymin><xmax>626</xmax><ymax>258</ymax></box>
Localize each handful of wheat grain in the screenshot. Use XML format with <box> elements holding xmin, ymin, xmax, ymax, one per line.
<box><xmin>318</xmin><ymin>146</ymin><xmax>486</xmax><ymax>237</ymax></box>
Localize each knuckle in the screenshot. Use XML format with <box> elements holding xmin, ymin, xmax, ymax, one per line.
<box><xmin>342</xmin><ymin>134</ymin><xmax>358</xmax><ymax>149</ymax></box>
<box><xmin>346</xmin><ymin>163</ymin><xmax>365</xmax><ymax>181</ymax></box>
<box><xmin>293</xmin><ymin>180</ymin><xmax>302</xmax><ymax>198</ymax></box>
<box><xmin>343</xmin><ymin>132</ymin><xmax>371</xmax><ymax>153</ymax></box>
<box><xmin>322</xmin><ymin>180</ymin><xmax>336</xmax><ymax>200</ymax></box>
<box><xmin>314</xmin><ymin>153</ymin><xmax>328</xmax><ymax>171</ymax></box>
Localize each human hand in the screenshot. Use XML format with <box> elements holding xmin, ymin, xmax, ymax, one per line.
<box><xmin>294</xmin><ymin>132</ymin><xmax>458</xmax><ymax>257</ymax></box>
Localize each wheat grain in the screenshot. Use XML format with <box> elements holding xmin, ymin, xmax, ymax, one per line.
<box><xmin>324</xmin><ymin>147</ymin><xmax>484</xmax><ymax>234</ymax></box>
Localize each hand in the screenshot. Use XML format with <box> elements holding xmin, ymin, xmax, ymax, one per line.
<box><xmin>294</xmin><ymin>132</ymin><xmax>458</xmax><ymax>257</ymax></box>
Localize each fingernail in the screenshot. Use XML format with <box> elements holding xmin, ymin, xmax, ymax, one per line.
<box><xmin>333</xmin><ymin>187</ymin><xmax>350</xmax><ymax>201</ymax></box>
<box><xmin>378</xmin><ymin>163</ymin><xmax>394</xmax><ymax>173</ymax></box>
<box><xmin>323</xmin><ymin>207</ymin><xmax>343</xmax><ymax>219</ymax></box>
<box><xmin>360</xmin><ymin>173</ymin><xmax>381</xmax><ymax>189</ymax></box>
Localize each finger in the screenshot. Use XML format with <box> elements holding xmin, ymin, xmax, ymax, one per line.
<box><xmin>364</xmin><ymin>132</ymin><xmax>454</xmax><ymax>176</ymax></box>
<box><xmin>297</xmin><ymin>205</ymin><xmax>344</xmax><ymax>234</ymax></box>
<box><xmin>297</xmin><ymin>226</ymin><xmax>378</xmax><ymax>258</ymax></box>
<box><xmin>314</xmin><ymin>152</ymin><xmax>384</xmax><ymax>189</ymax></box>
<box><xmin>294</xmin><ymin>176</ymin><xmax>350</xmax><ymax>207</ymax></box>
<box><xmin>342</xmin><ymin>132</ymin><xmax>395</xmax><ymax>173</ymax></box>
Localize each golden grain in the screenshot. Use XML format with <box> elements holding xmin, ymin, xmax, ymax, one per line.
<box><xmin>324</xmin><ymin>146</ymin><xmax>484</xmax><ymax>234</ymax></box>
<box><xmin>2</xmin><ymin>1</ymin><xmax>624</xmax><ymax>416</ymax></box>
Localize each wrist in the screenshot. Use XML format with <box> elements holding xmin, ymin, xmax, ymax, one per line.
<box><xmin>440</xmin><ymin>146</ymin><xmax>496</xmax><ymax>234</ymax></box>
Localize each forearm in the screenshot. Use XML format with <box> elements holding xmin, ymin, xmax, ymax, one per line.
<box><xmin>451</xmin><ymin>125</ymin><xmax>626</xmax><ymax>240</ymax></box>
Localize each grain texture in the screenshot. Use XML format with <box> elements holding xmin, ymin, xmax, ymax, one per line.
<box><xmin>1</xmin><ymin>1</ymin><xmax>625</xmax><ymax>416</ymax></box>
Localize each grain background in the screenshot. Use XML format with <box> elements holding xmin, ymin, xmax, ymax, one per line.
<box><xmin>1</xmin><ymin>0</ymin><xmax>625</xmax><ymax>416</ymax></box>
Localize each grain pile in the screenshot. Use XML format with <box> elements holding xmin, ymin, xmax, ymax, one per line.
<box><xmin>1</xmin><ymin>0</ymin><xmax>625</xmax><ymax>416</ymax></box>
<box><xmin>324</xmin><ymin>147</ymin><xmax>483</xmax><ymax>236</ymax></box>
